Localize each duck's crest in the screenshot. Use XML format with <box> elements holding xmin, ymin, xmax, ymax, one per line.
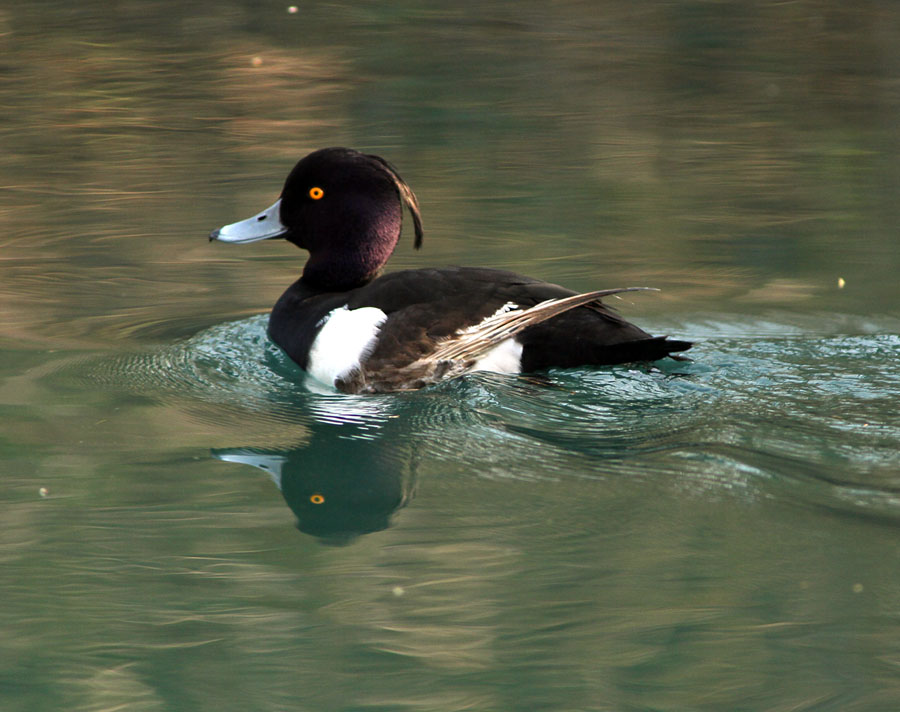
<box><xmin>366</xmin><ymin>153</ymin><xmax>424</xmax><ymax>249</ymax></box>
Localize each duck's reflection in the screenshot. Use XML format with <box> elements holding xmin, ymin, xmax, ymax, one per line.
<box><xmin>213</xmin><ymin>416</ymin><xmax>417</xmax><ymax>544</ymax></box>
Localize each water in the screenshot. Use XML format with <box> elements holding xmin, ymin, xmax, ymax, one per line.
<box><xmin>3</xmin><ymin>2</ymin><xmax>900</xmax><ymax>710</ymax></box>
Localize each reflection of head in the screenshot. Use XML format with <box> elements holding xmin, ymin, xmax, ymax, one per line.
<box><xmin>214</xmin><ymin>435</ymin><xmax>416</xmax><ymax>544</ymax></box>
<box><xmin>282</xmin><ymin>448</ymin><xmax>411</xmax><ymax>543</ymax></box>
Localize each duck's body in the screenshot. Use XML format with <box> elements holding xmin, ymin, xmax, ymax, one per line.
<box><xmin>210</xmin><ymin>148</ymin><xmax>691</xmax><ymax>393</ymax></box>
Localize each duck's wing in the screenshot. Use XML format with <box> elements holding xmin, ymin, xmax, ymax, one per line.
<box><xmin>337</xmin><ymin>287</ymin><xmax>659</xmax><ymax>393</ymax></box>
<box><xmin>429</xmin><ymin>287</ymin><xmax>657</xmax><ymax>361</ymax></box>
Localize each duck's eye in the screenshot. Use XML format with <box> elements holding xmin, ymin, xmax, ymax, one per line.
<box><xmin>309</xmin><ymin>187</ymin><xmax>324</xmax><ymax>200</ymax></box>
<box><xmin>309</xmin><ymin>493</ymin><xmax>325</xmax><ymax>505</ymax></box>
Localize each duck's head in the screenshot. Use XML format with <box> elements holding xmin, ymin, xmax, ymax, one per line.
<box><xmin>210</xmin><ymin>147</ymin><xmax>423</xmax><ymax>290</ymax></box>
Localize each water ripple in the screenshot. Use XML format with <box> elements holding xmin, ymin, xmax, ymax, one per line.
<box><xmin>73</xmin><ymin>314</ymin><xmax>900</xmax><ymax>521</ymax></box>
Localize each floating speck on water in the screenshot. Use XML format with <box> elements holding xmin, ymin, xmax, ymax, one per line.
<box><xmin>838</xmin><ymin>277</ymin><xmax>846</xmax><ymax>289</ymax></box>
<box><xmin>39</xmin><ymin>487</ymin><xmax>49</xmax><ymax>498</ymax></box>
<box><xmin>852</xmin><ymin>583</ymin><xmax>864</xmax><ymax>594</ymax></box>
<box><xmin>251</xmin><ymin>56</ymin><xmax>263</xmax><ymax>67</ymax></box>
<box><xmin>392</xmin><ymin>586</ymin><xmax>405</xmax><ymax>597</ymax></box>
<box><xmin>287</xmin><ymin>5</ymin><xmax>298</xmax><ymax>13</ymax></box>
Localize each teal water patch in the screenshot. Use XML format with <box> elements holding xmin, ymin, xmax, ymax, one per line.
<box><xmin>67</xmin><ymin>314</ymin><xmax>900</xmax><ymax>531</ymax></box>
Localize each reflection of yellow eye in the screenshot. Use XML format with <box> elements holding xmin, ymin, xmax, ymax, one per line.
<box><xmin>310</xmin><ymin>493</ymin><xmax>325</xmax><ymax>505</ymax></box>
<box><xmin>309</xmin><ymin>187</ymin><xmax>324</xmax><ymax>200</ymax></box>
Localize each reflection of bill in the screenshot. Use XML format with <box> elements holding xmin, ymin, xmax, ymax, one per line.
<box><xmin>213</xmin><ymin>431</ymin><xmax>417</xmax><ymax>545</ymax></box>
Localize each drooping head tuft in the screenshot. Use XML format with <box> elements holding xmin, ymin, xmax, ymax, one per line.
<box><xmin>364</xmin><ymin>153</ymin><xmax>423</xmax><ymax>250</ymax></box>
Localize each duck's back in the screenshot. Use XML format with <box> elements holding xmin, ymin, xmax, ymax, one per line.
<box><xmin>269</xmin><ymin>266</ymin><xmax>689</xmax><ymax>383</ymax></box>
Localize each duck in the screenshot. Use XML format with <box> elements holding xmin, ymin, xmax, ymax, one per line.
<box><xmin>209</xmin><ymin>147</ymin><xmax>691</xmax><ymax>393</ymax></box>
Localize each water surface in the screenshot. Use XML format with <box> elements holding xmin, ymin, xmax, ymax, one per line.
<box><xmin>2</xmin><ymin>2</ymin><xmax>900</xmax><ymax>710</ymax></box>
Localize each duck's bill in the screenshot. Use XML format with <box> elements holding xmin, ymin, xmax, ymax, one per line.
<box><xmin>209</xmin><ymin>199</ymin><xmax>287</xmax><ymax>243</ymax></box>
<box><xmin>213</xmin><ymin>450</ymin><xmax>287</xmax><ymax>488</ymax></box>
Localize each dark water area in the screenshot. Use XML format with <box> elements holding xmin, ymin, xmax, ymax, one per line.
<box><xmin>2</xmin><ymin>2</ymin><xmax>900</xmax><ymax>710</ymax></box>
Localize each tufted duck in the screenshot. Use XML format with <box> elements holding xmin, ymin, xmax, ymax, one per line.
<box><xmin>209</xmin><ymin>147</ymin><xmax>691</xmax><ymax>393</ymax></box>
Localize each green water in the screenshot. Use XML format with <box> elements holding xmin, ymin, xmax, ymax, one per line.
<box><xmin>2</xmin><ymin>2</ymin><xmax>900</xmax><ymax>710</ymax></box>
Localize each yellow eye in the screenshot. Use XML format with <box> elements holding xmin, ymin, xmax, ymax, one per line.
<box><xmin>310</xmin><ymin>493</ymin><xmax>325</xmax><ymax>505</ymax></box>
<box><xmin>309</xmin><ymin>187</ymin><xmax>324</xmax><ymax>200</ymax></box>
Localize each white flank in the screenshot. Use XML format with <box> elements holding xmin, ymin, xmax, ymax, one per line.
<box><xmin>471</xmin><ymin>338</ymin><xmax>523</xmax><ymax>374</ymax></box>
<box><xmin>307</xmin><ymin>306</ymin><xmax>387</xmax><ymax>388</ymax></box>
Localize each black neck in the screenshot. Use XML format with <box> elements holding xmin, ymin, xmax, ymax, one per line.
<box><xmin>299</xmin><ymin>256</ymin><xmax>381</xmax><ymax>294</ymax></box>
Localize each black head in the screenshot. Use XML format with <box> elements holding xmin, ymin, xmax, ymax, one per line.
<box><xmin>280</xmin><ymin>148</ymin><xmax>422</xmax><ymax>248</ymax></box>
<box><xmin>210</xmin><ymin>147</ymin><xmax>423</xmax><ymax>291</ymax></box>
